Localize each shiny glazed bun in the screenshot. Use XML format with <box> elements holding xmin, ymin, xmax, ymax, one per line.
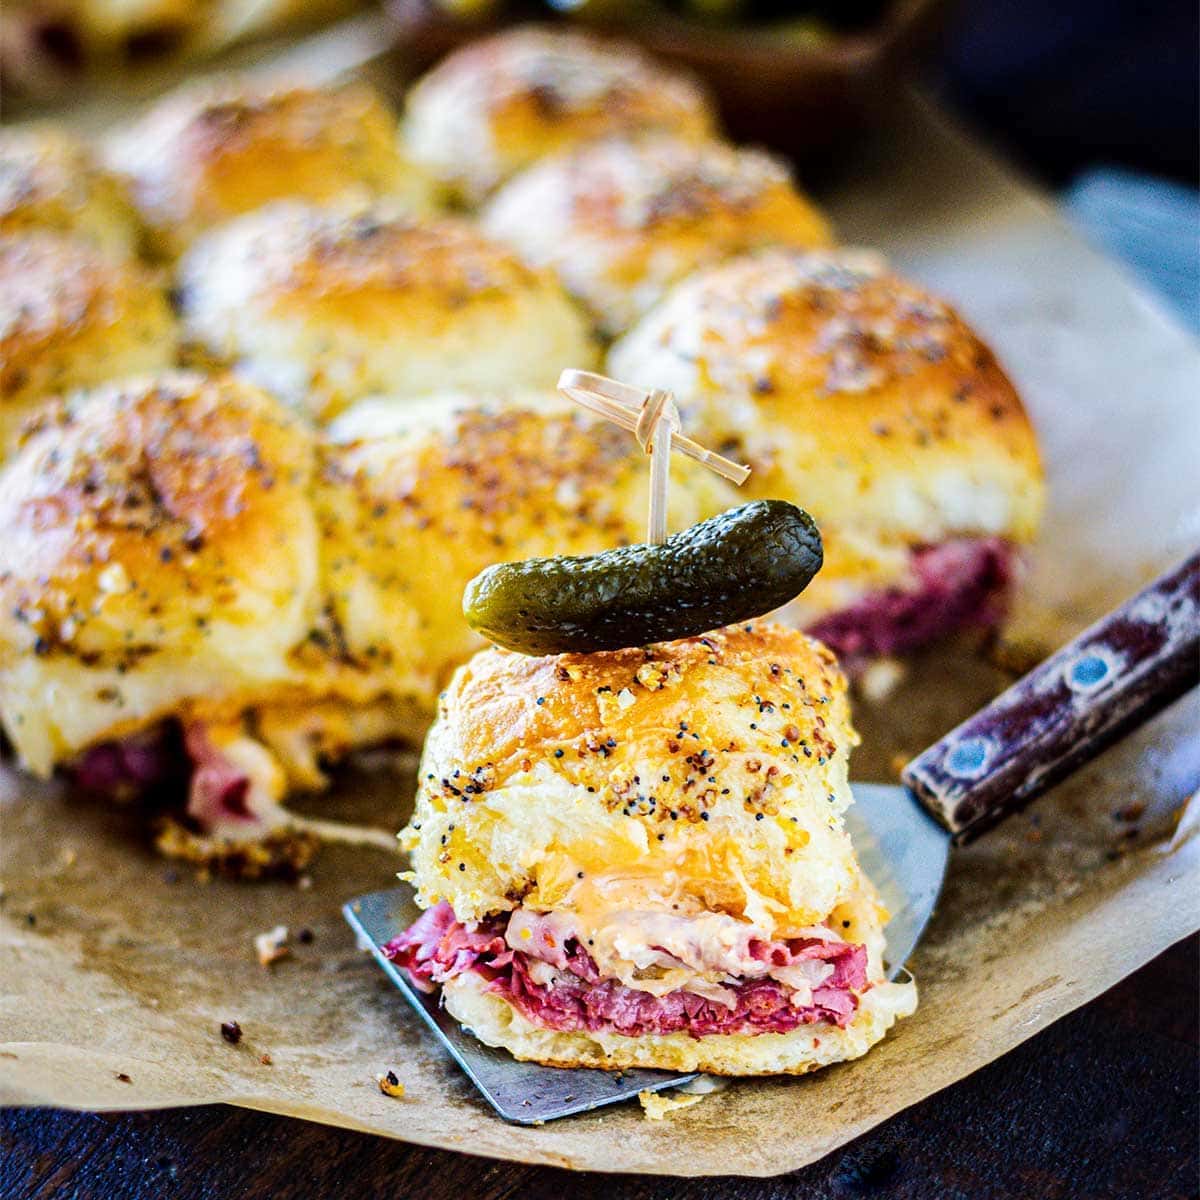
<box><xmin>0</xmin><ymin>232</ymin><xmax>178</xmax><ymax>454</ymax></box>
<box><xmin>178</xmin><ymin>202</ymin><xmax>599</xmax><ymax>420</ymax></box>
<box><xmin>0</xmin><ymin>125</ymin><xmax>140</xmax><ymax>258</ymax></box>
<box><xmin>403</xmin><ymin>26</ymin><xmax>717</xmax><ymax>206</ymax></box>
<box><xmin>405</xmin><ymin>624</ymin><xmax>860</xmax><ymax>926</ymax></box>
<box><xmin>106</xmin><ymin>78</ymin><xmax>440</xmax><ymax>257</ymax></box>
<box><xmin>609</xmin><ymin>248</ymin><xmax>1044</xmax><ymax>626</ymax></box>
<box><xmin>483</xmin><ymin>133</ymin><xmax>833</xmax><ymax>336</ymax></box>
<box><xmin>0</xmin><ymin>371</ymin><xmax>320</xmax><ymax>775</ymax></box>
<box><xmin>320</xmin><ymin>390</ymin><xmax>742</xmax><ymax>702</ymax></box>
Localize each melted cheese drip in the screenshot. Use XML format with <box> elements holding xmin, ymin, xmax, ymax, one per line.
<box><xmin>505</xmin><ymin>865</ymin><xmax>843</xmax><ymax>1004</ymax></box>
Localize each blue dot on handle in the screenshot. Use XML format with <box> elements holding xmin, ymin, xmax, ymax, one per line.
<box><xmin>1068</xmin><ymin>652</ymin><xmax>1112</xmax><ymax>691</ymax></box>
<box><xmin>947</xmin><ymin>736</ymin><xmax>991</xmax><ymax>778</ymax></box>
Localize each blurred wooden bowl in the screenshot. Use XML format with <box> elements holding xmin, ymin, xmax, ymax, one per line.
<box><xmin>384</xmin><ymin>0</ymin><xmax>949</xmax><ymax>158</ymax></box>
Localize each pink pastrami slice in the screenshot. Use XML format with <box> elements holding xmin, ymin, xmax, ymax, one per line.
<box><xmin>385</xmin><ymin>902</ymin><xmax>869</xmax><ymax>1040</ymax></box>
<box><xmin>72</xmin><ymin>721</ymin><xmax>259</xmax><ymax>834</ymax></box>
<box><xmin>72</xmin><ymin>725</ymin><xmax>184</xmax><ymax>797</ymax></box>
<box><xmin>806</xmin><ymin>536</ymin><xmax>1018</xmax><ymax>660</ymax></box>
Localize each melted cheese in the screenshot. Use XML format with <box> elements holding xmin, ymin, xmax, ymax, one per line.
<box><xmin>504</xmin><ymin>881</ymin><xmax>843</xmax><ymax>1004</ymax></box>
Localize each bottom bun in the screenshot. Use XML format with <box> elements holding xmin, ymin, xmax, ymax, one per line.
<box><xmin>442</xmin><ymin>972</ymin><xmax>917</xmax><ymax>1076</ymax></box>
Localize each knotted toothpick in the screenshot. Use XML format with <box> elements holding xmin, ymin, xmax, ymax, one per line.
<box><xmin>557</xmin><ymin>369</ymin><xmax>751</xmax><ymax>545</ymax></box>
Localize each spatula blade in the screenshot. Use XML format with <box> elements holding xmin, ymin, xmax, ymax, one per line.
<box><xmin>343</xmin><ymin>888</ymin><xmax>696</xmax><ymax>1124</ymax></box>
<box><xmin>845</xmin><ymin>782</ymin><xmax>952</xmax><ymax>974</ymax></box>
<box><xmin>345</xmin><ymin>785</ymin><xmax>942</xmax><ymax>1121</ymax></box>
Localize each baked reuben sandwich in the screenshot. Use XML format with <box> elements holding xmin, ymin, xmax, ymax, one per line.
<box><xmin>387</xmin><ymin>623</ymin><xmax>915</xmax><ymax>1074</ymax></box>
<box><xmin>388</xmin><ymin>387</ymin><xmax>914</xmax><ymax>1076</ymax></box>
<box><xmin>609</xmin><ymin>249</ymin><xmax>1045</xmax><ymax>663</ymax></box>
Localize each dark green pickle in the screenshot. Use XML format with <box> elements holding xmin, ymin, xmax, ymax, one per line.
<box><xmin>463</xmin><ymin>500</ymin><xmax>822</xmax><ymax>656</ymax></box>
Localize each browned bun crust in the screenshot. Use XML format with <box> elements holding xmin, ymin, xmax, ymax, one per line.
<box><xmin>106</xmin><ymin>78</ymin><xmax>439</xmax><ymax>258</ymax></box>
<box><xmin>434</xmin><ymin>622</ymin><xmax>850</xmax><ymax>797</ymax></box>
<box><xmin>0</xmin><ymin>232</ymin><xmax>178</xmax><ymax>454</ymax></box>
<box><xmin>0</xmin><ymin>371</ymin><xmax>320</xmax><ymax>771</ymax></box>
<box><xmin>609</xmin><ymin>249</ymin><xmax>1044</xmax><ymax>607</ymax></box>
<box><xmin>405</xmin><ymin>621</ymin><xmax>863</xmax><ymax>930</ymax></box>
<box><xmin>0</xmin><ymin>125</ymin><xmax>139</xmax><ymax>258</ymax></box>
<box><xmin>483</xmin><ymin>133</ymin><xmax>833</xmax><ymax>335</ymax></box>
<box><xmin>404</xmin><ymin>26</ymin><xmax>717</xmax><ymax>206</ymax></box>
<box><xmin>318</xmin><ymin>392</ymin><xmax>739</xmax><ymax>706</ymax></box>
<box><xmin>178</xmin><ymin>203</ymin><xmax>599</xmax><ymax>419</ymax></box>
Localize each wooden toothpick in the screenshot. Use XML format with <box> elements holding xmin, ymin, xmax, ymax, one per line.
<box><xmin>557</xmin><ymin>369</ymin><xmax>751</xmax><ymax>546</ymax></box>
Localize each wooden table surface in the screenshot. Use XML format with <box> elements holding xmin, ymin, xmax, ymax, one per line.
<box><xmin>3</xmin><ymin>935</ymin><xmax>1195</xmax><ymax>1200</ymax></box>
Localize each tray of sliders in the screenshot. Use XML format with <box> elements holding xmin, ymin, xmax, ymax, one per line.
<box><xmin>0</xmin><ymin>17</ymin><xmax>1197</xmax><ymax>1177</ymax></box>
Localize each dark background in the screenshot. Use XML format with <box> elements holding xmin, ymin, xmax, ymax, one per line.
<box><xmin>940</xmin><ymin>0</ymin><xmax>1198</xmax><ymax>186</ymax></box>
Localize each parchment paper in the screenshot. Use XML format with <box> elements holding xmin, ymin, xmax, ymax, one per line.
<box><xmin>1</xmin><ymin>80</ymin><xmax>1198</xmax><ymax>1176</ymax></box>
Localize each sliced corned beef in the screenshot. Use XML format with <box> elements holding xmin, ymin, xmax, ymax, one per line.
<box><xmin>73</xmin><ymin>724</ymin><xmax>185</xmax><ymax>798</ymax></box>
<box><xmin>73</xmin><ymin>720</ymin><xmax>262</xmax><ymax>833</ymax></box>
<box><xmin>807</xmin><ymin>536</ymin><xmax>1016</xmax><ymax>659</ymax></box>
<box><xmin>385</xmin><ymin>902</ymin><xmax>869</xmax><ymax>1038</ymax></box>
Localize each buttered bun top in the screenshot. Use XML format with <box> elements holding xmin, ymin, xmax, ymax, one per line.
<box><xmin>177</xmin><ymin>201</ymin><xmax>599</xmax><ymax>420</ymax></box>
<box><xmin>403</xmin><ymin>26</ymin><xmax>717</xmax><ymax>206</ymax></box>
<box><xmin>106</xmin><ymin>78</ymin><xmax>440</xmax><ymax>257</ymax></box>
<box><xmin>483</xmin><ymin>133</ymin><xmax>833</xmax><ymax>336</ymax></box>
<box><xmin>609</xmin><ymin>249</ymin><xmax>1044</xmax><ymax>619</ymax></box>
<box><xmin>0</xmin><ymin>126</ymin><xmax>139</xmax><ymax>259</ymax></box>
<box><xmin>0</xmin><ymin>371</ymin><xmax>319</xmax><ymax>773</ymax></box>
<box><xmin>0</xmin><ymin>233</ymin><xmax>178</xmax><ymax>455</ymax></box>
<box><xmin>322</xmin><ymin>390</ymin><xmax>741</xmax><ymax>700</ymax></box>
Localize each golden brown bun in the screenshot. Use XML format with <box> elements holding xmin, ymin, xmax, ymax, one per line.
<box><xmin>0</xmin><ymin>371</ymin><xmax>321</xmax><ymax>773</ymax></box>
<box><xmin>403</xmin><ymin>622</ymin><xmax>862</xmax><ymax>932</ymax></box>
<box><xmin>443</xmin><ymin>970</ymin><xmax>916</xmax><ymax>1076</ymax></box>
<box><xmin>319</xmin><ymin>391</ymin><xmax>740</xmax><ymax>710</ymax></box>
<box><xmin>106</xmin><ymin>79</ymin><xmax>440</xmax><ymax>258</ymax></box>
<box><xmin>0</xmin><ymin>125</ymin><xmax>140</xmax><ymax>258</ymax></box>
<box><xmin>178</xmin><ymin>202</ymin><xmax>599</xmax><ymax>420</ymax></box>
<box><xmin>403</xmin><ymin>27</ymin><xmax>717</xmax><ymax>206</ymax></box>
<box><xmin>0</xmin><ymin>233</ymin><xmax>178</xmax><ymax>455</ymax></box>
<box><xmin>0</xmin><ymin>386</ymin><xmax>734</xmax><ymax>779</ymax></box>
<box><xmin>609</xmin><ymin>249</ymin><xmax>1045</xmax><ymax>613</ymax></box>
<box><xmin>482</xmin><ymin>133</ymin><xmax>833</xmax><ymax>336</ymax></box>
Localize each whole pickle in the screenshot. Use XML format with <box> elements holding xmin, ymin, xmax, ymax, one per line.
<box><xmin>463</xmin><ymin>500</ymin><xmax>822</xmax><ymax>655</ymax></box>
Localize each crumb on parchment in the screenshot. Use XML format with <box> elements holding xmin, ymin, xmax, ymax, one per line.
<box><xmin>254</xmin><ymin>925</ymin><xmax>290</xmax><ymax>967</ymax></box>
<box><xmin>857</xmin><ymin>657</ymin><xmax>906</xmax><ymax>702</ymax></box>
<box><xmin>638</xmin><ymin>1089</ymin><xmax>706</xmax><ymax>1120</ymax></box>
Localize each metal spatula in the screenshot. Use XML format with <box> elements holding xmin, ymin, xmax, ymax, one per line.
<box><xmin>345</xmin><ymin>551</ymin><xmax>1199</xmax><ymax>1124</ymax></box>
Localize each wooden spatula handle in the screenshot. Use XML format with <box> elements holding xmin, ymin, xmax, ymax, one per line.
<box><xmin>902</xmin><ymin>552</ymin><xmax>1200</xmax><ymax>843</ymax></box>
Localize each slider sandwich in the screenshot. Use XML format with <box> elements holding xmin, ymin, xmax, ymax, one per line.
<box><xmin>388</xmin><ymin>622</ymin><xmax>916</xmax><ymax>1074</ymax></box>
<box><xmin>387</xmin><ymin>384</ymin><xmax>914</xmax><ymax>1075</ymax></box>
